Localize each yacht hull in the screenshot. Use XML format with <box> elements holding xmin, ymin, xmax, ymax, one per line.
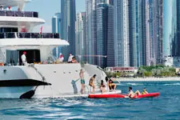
<box><xmin>0</xmin><ymin>86</ymin><xmax>34</xmax><ymax>98</ymax></box>
<box><xmin>0</xmin><ymin>64</ymin><xmax>107</xmax><ymax>99</ymax></box>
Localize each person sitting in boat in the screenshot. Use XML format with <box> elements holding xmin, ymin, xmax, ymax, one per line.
<box><xmin>89</xmin><ymin>74</ymin><xmax>96</xmax><ymax>93</ymax></box>
<box><xmin>100</xmin><ymin>80</ymin><xmax>106</xmax><ymax>93</ymax></box>
<box><xmin>127</xmin><ymin>87</ymin><xmax>141</xmax><ymax>98</ymax></box>
<box><xmin>108</xmin><ymin>79</ymin><xmax>116</xmax><ymax>91</ymax></box>
<box><xmin>141</xmin><ymin>88</ymin><xmax>148</xmax><ymax>95</ymax></box>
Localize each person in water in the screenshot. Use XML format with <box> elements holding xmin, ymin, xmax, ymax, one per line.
<box><xmin>89</xmin><ymin>74</ymin><xmax>96</xmax><ymax>93</ymax></box>
<box><xmin>141</xmin><ymin>88</ymin><xmax>148</xmax><ymax>95</ymax></box>
<box><xmin>79</xmin><ymin>69</ymin><xmax>85</xmax><ymax>94</ymax></box>
<box><xmin>127</xmin><ymin>87</ymin><xmax>141</xmax><ymax>98</ymax></box>
<box><xmin>100</xmin><ymin>80</ymin><xmax>106</xmax><ymax>93</ymax></box>
<box><xmin>108</xmin><ymin>79</ymin><xmax>116</xmax><ymax>91</ymax></box>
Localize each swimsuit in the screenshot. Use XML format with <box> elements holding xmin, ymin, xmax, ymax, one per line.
<box><xmin>89</xmin><ymin>78</ymin><xmax>94</xmax><ymax>87</ymax></box>
<box><xmin>81</xmin><ymin>79</ymin><xmax>85</xmax><ymax>84</ymax></box>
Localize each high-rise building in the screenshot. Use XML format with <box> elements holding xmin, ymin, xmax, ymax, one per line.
<box><xmin>85</xmin><ymin>0</ymin><xmax>96</xmax><ymax>64</ymax></box>
<box><xmin>174</xmin><ymin>0</ymin><xmax>180</xmax><ymax>57</ymax></box>
<box><xmin>107</xmin><ymin>4</ymin><xmax>115</xmax><ymax>67</ymax></box>
<box><xmin>172</xmin><ymin>0</ymin><xmax>180</xmax><ymax>57</ymax></box>
<box><xmin>85</xmin><ymin>0</ymin><xmax>107</xmax><ymax>65</ymax></box>
<box><xmin>129</xmin><ymin>0</ymin><xmax>144</xmax><ymax>67</ymax></box>
<box><xmin>113</xmin><ymin>0</ymin><xmax>129</xmax><ymax>67</ymax></box>
<box><xmin>145</xmin><ymin>0</ymin><xmax>151</xmax><ymax>66</ymax></box>
<box><xmin>61</xmin><ymin>0</ymin><xmax>76</xmax><ymax>60</ymax></box>
<box><xmin>96</xmin><ymin>3</ymin><xmax>114</xmax><ymax>67</ymax></box>
<box><xmin>52</xmin><ymin>13</ymin><xmax>61</xmax><ymax>58</ymax></box>
<box><xmin>52</xmin><ymin>13</ymin><xmax>61</xmax><ymax>35</ymax></box>
<box><xmin>75</xmin><ymin>12</ymin><xmax>86</xmax><ymax>62</ymax></box>
<box><xmin>108</xmin><ymin>0</ymin><xmax>114</xmax><ymax>5</ymax></box>
<box><xmin>128</xmin><ymin>0</ymin><xmax>163</xmax><ymax>67</ymax></box>
<box><xmin>147</xmin><ymin>0</ymin><xmax>163</xmax><ymax>65</ymax></box>
<box><xmin>96</xmin><ymin>4</ymin><xmax>108</xmax><ymax>67</ymax></box>
<box><xmin>163</xmin><ymin>0</ymin><xmax>180</xmax><ymax>67</ymax></box>
<box><xmin>163</xmin><ymin>0</ymin><xmax>175</xmax><ymax>58</ymax></box>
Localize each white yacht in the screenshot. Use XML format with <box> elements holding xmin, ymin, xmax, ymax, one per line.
<box><xmin>0</xmin><ymin>0</ymin><xmax>114</xmax><ymax>99</ymax></box>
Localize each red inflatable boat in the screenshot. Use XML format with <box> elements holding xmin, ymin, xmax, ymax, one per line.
<box><xmin>88</xmin><ymin>92</ymin><xmax>160</xmax><ymax>99</ymax></box>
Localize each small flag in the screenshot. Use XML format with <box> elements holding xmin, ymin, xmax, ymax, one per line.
<box><xmin>40</xmin><ymin>26</ymin><xmax>43</xmax><ymax>34</ymax></box>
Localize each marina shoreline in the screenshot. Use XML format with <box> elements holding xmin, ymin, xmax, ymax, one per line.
<box><xmin>116</xmin><ymin>77</ymin><xmax>180</xmax><ymax>82</ymax></box>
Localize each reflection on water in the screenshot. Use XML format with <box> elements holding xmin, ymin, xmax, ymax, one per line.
<box><xmin>1</xmin><ymin>82</ymin><xmax>180</xmax><ymax>120</ymax></box>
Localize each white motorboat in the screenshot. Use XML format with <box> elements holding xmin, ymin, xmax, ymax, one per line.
<box><xmin>0</xmin><ymin>0</ymin><xmax>107</xmax><ymax>99</ymax></box>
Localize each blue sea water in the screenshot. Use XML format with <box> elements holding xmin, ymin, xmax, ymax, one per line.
<box><xmin>1</xmin><ymin>81</ymin><xmax>180</xmax><ymax>120</ymax></box>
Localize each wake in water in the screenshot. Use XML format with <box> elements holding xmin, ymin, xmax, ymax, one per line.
<box><xmin>116</xmin><ymin>83</ymin><xmax>144</xmax><ymax>86</ymax></box>
<box><xmin>164</xmin><ymin>83</ymin><xmax>180</xmax><ymax>86</ymax></box>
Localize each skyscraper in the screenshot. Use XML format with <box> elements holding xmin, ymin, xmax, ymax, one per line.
<box><xmin>95</xmin><ymin>3</ymin><xmax>114</xmax><ymax>67</ymax></box>
<box><xmin>163</xmin><ymin>0</ymin><xmax>176</xmax><ymax>58</ymax></box>
<box><xmin>52</xmin><ymin>13</ymin><xmax>61</xmax><ymax>58</ymax></box>
<box><xmin>172</xmin><ymin>0</ymin><xmax>180</xmax><ymax>57</ymax></box>
<box><xmin>85</xmin><ymin>0</ymin><xmax>107</xmax><ymax>65</ymax></box>
<box><xmin>148</xmin><ymin>0</ymin><xmax>163</xmax><ymax>65</ymax></box>
<box><xmin>75</xmin><ymin>12</ymin><xmax>86</xmax><ymax>62</ymax></box>
<box><xmin>107</xmin><ymin>4</ymin><xmax>115</xmax><ymax>67</ymax></box>
<box><xmin>129</xmin><ymin>0</ymin><xmax>143</xmax><ymax>67</ymax></box>
<box><xmin>85</xmin><ymin>0</ymin><xmax>96</xmax><ymax>64</ymax></box>
<box><xmin>128</xmin><ymin>0</ymin><xmax>163</xmax><ymax>67</ymax></box>
<box><xmin>108</xmin><ymin>0</ymin><xmax>114</xmax><ymax>5</ymax></box>
<box><xmin>52</xmin><ymin>13</ymin><xmax>61</xmax><ymax>35</ymax></box>
<box><xmin>61</xmin><ymin>0</ymin><xmax>76</xmax><ymax>60</ymax></box>
<box><xmin>163</xmin><ymin>0</ymin><xmax>180</xmax><ymax>66</ymax></box>
<box><xmin>114</xmin><ymin>0</ymin><xmax>129</xmax><ymax>67</ymax></box>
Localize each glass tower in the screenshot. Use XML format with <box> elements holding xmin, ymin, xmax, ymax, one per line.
<box><xmin>61</xmin><ymin>0</ymin><xmax>76</xmax><ymax>60</ymax></box>
<box><xmin>114</xmin><ymin>0</ymin><xmax>129</xmax><ymax>67</ymax></box>
<box><xmin>75</xmin><ymin>12</ymin><xmax>86</xmax><ymax>62</ymax></box>
<box><xmin>52</xmin><ymin>13</ymin><xmax>61</xmax><ymax>58</ymax></box>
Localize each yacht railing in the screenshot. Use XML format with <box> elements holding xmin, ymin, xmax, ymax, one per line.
<box><xmin>0</xmin><ymin>32</ymin><xmax>60</xmax><ymax>39</ymax></box>
<box><xmin>0</xmin><ymin>11</ymin><xmax>38</xmax><ymax>18</ymax></box>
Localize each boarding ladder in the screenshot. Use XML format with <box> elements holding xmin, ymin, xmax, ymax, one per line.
<box><xmin>0</xmin><ymin>49</ymin><xmax>5</xmax><ymax>63</ymax></box>
<box><xmin>29</xmin><ymin>64</ymin><xmax>46</xmax><ymax>81</ymax></box>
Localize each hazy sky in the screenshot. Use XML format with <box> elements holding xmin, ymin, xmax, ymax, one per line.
<box><xmin>24</xmin><ymin>0</ymin><xmax>85</xmax><ymax>32</ymax></box>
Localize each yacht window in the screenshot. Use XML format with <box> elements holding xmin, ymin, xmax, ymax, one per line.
<box><xmin>24</xmin><ymin>12</ymin><xmax>33</xmax><ymax>17</ymax></box>
<box><xmin>33</xmin><ymin>12</ymin><xmax>38</xmax><ymax>17</ymax></box>
<box><xmin>31</xmin><ymin>33</ymin><xmax>39</xmax><ymax>38</ymax></box>
<box><xmin>0</xmin><ymin>33</ymin><xmax>4</xmax><ymax>38</ymax></box>
<box><xmin>0</xmin><ymin>11</ymin><xmax>5</xmax><ymax>16</ymax></box>
<box><xmin>54</xmin><ymin>33</ymin><xmax>59</xmax><ymax>38</ymax></box>
<box><xmin>6</xmin><ymin>33</ymin><xmax>15</xmax><ymax>38</ymax></box>
<box><xmin>15</xmin><ymin>11</ymin><xmax>23</xmax><ymax>17</ymax></box>
<box><xmin>6</xmin><ymin>11</ymin><xmax>14</xmax><ymax>16</ymax></box>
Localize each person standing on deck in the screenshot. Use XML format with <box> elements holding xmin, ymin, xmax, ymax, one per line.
<box><xmin>80</xmin><ymin>69</ymin><xmax>85</xmax><ymax>94</ymax></box>
<box><xmin>68</xmin><ymin>54</ymin><xmax>73</xmax><ymax>63</ymax></box>
<box><xmin>59</xmin><ymin>53</ymin><xmax>64</xmax><ymax>62</ymax></box>
<box><xmin>89</xmin><ymin>74</ymin><xmax>96</xmax><ymax>93</ymax></box>
<box><xmin>21</xmin><ymin>51</ymin><xmax>27</xmax><ymax>65</ymax></box>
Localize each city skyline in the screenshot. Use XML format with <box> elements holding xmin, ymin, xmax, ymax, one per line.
<box><xmin>50</xmin><ymin>0</ymin><xmax>180</xmax><ymax>68</ymax></box>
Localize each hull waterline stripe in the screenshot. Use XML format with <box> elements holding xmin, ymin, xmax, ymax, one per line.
<box><xmin>0</xmin><ymin>79</ymin><xmax>51</xmax><ymax>87</ymax></box>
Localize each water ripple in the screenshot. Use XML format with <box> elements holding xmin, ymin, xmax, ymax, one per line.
<box><xmin>1</xmin><ymin>82</ymin><xmax>180</xmax><ymax>120</ymax></box>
